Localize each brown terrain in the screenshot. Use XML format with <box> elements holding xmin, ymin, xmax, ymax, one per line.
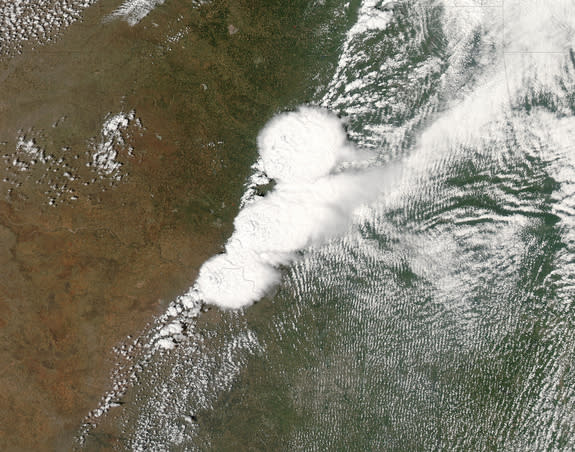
<box><xmin>0</xmin><ymin>0</ymin><xmax>315</xmax><ymax>449</ymax></box>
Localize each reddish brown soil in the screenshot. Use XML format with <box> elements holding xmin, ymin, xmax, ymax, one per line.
<box><xmin>0</xmin><ymin>0</ymin><xmax>312</xmax><ymax>449</ymax></box>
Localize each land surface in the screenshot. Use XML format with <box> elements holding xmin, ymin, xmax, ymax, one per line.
<box><xmin>0</xmin><ymin>0</ymin><xmax>319</xmax><ymax>449</ymax></box>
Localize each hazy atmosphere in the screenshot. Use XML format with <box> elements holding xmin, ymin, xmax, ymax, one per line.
<box><xmin>1</xmin><ymin>0</ymin><xmax>575</xmax><ymax>450</ymax></box>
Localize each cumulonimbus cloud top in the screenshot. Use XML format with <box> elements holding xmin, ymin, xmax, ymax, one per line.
<box><xmin>195</xmin><ymin>106</ymin><xmax>390</xmax><ymax>309</ymax></box>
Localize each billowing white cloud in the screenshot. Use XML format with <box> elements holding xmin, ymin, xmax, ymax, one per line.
<box><xmin>196</xmin><ymin>107</ymin><xmax>392</xmax><ymax>309</ymax></box>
